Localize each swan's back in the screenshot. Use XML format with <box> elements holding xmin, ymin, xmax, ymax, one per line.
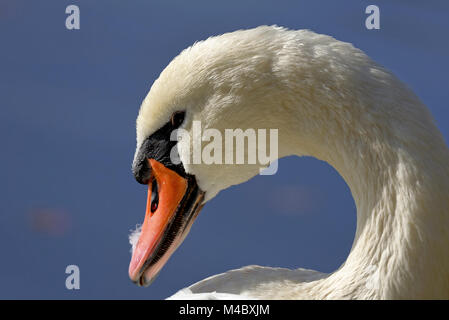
<box><xmin>168</xmin><ymin>265</ymin><xmax>327</xmax><ymax>300</ymax></box>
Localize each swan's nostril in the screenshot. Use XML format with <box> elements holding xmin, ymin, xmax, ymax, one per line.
<box><xmin>150</xmin><ymin>178</ymin><xmax>159</xmax><ymax>214</ymax></box>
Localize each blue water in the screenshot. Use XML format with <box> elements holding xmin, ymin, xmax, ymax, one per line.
<box><xmin>0</xmin><ymin>0</ymin><xmax>447</xmax><ymax>299</ymax></box>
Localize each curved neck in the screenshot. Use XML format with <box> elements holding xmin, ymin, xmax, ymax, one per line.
<box><xmin>283</xmin><ymin>102</ymin><xmax>449</xmax><ymax>299</ymax></box>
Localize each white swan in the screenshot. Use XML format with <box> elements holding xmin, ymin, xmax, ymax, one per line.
<box><xmin>128</xmin><ymin>26</ymin><xmax>449</xmax><ymax>299</ymax></box>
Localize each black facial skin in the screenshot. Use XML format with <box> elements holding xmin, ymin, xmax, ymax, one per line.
<box><xmin>132</xmin><ymin>111</ymin><xmax>186</xmax><ymax>184</ymax></box>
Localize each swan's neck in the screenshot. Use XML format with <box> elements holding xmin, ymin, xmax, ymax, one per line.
<box><xmin>283</xmin><ymin>98</ymin><xmax>449</xmax><ymax>299</ymax></box>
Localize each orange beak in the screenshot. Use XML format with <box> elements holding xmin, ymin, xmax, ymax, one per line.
<box><xmin>128</xmin><ymin>159</ymin><xmax>204</xmax><ymax>286</ymax></box>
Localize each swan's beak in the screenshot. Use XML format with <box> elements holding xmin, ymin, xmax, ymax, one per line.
<box><xmin>129</xmin><ymin>159</ymin><xmax>204</xmax><ymax>286</ymax></box>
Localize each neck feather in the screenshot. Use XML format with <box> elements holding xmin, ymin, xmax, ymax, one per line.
<box><xmin>282</xmin><ymin>93</ymin><xmax>449</xmax><ymax>299</ymax></box>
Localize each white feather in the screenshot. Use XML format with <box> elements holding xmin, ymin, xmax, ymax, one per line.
<box><xmin>134</xmin><ymin>26</ymin><xmax>449</xmax><ymax>299</ymax></box>
<box><xmin>129</xmin><ymin>224</ymin><xmax>142</xmax><ymax>254</ymax></box>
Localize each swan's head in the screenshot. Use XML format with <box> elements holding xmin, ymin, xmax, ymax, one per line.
<box><xmin>128</xmin><ymin>25</ymin><xmax>396</xmax><ymax>286</ymax></box>
<box><xmin>127</xmin><ymin>26</ymin><xmax>285</xmax><ymax>286</ymax></box>
<box><xmin>128</xmin><ymin>26</ymin><xmax>300</xmax><ymax>286</ymax></box>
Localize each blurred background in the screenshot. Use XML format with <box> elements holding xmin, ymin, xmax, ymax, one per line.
<box><xmin>0</xmin><ymin>0</ymin><xmax>447</xmax><ymax>299</ymax></box>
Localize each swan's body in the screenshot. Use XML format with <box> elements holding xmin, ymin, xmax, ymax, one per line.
<box><xmin>130</xmin><ymin>26</ymin><xmax>449</xmax><ymax>299</ymax></box>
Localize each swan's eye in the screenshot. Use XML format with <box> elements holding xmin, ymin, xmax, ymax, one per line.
<box><xmin>150</xmin><ymin>178</ymin><xmax>159</xmax><ymax>214</ymax></box>
<box><xmin>171</xmin><ymin>111</ymin><xmax>185</xmax><ymax>129</ymax></box>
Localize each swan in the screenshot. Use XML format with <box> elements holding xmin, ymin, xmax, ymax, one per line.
<box><xmin>128</xmin><ymin>26</ymin><xmax>449</xmax><ymax>299</ymax></box>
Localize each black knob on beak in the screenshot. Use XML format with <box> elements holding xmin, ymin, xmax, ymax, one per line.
<box><xmin>132</xmin><ymin>120</ymin><xmax>187</xmax><ymax>185</ymax></box>
<box><xmin>132</xmin><ymin>154</ymin><xmax>152</xmax><ymax>185</ymax></box>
